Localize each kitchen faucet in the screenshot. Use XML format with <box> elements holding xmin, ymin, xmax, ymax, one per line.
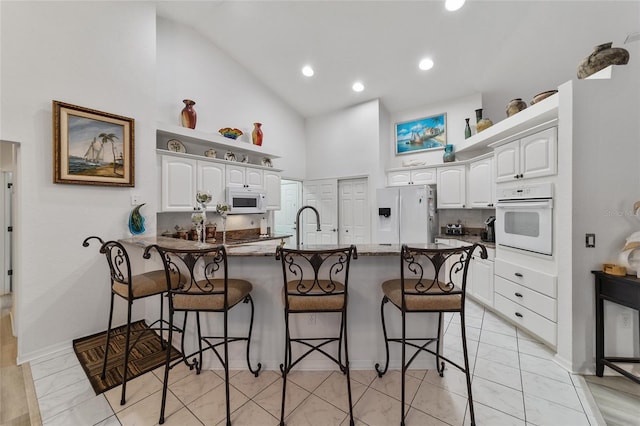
<box><xmin>295</xmin><ymin>205</ymin><xmax>321</xmax><ymax>248</ymax></box>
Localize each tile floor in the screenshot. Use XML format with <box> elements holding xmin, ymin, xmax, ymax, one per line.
<box><xmin>32</xmin><ymin>300</ymin><xmax>606</xmax><ymax>426</ymax></box>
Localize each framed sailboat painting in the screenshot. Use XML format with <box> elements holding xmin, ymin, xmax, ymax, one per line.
<box><xmin>53</xmin><ymin>101</ymin><xmax>135</xmax><ymax>186</ymax></box>
<box><xmin>395</xmin><ymin>113</ymin><xmax>446</xmax><ymax>155</ymax></box>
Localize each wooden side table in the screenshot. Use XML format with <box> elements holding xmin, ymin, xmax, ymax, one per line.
<box><xmin>592</xmin><ymin>271</ymin><xmax>640</xmax><ymax>384</ymax></box>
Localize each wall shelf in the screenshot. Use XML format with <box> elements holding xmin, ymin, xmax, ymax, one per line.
<box><xmin>456</xmin><ymin>93</ymin><xmax>559</xmax><ymax>155</ymax></box>
<box><xmin>156</xmin><ymin>122</ymin><xmax>281</xmax><ymax>159</ymax></box>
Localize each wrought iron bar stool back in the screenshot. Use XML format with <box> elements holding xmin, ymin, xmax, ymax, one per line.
<box><xmin>82</xmin><ymin>236</ymin><xmax>183</xmax><ymax>406</ymax></box>
<box><xmin>374</xmin><ymin>243</ymin><xmax>487</xmax><ymax>426</ymax></box>
<box><xmin>276</xmin><ymin>245</ymin><xmax>358</xmax><ymax>426</ymax></box>
<box><xmin>143</xmin><ymin>243</ymin><xmax>261</xmax><ymax>425</ymax></box>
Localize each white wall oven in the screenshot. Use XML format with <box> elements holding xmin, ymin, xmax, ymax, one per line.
<box><xmin>495</xmin><ymin>183</ymin><xmax>553</xmax><ymax>256</ymax></box>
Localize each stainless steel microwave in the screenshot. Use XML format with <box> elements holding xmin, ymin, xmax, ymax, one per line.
<box><xmin>226</xmin><ymin>188</ymin><xmax>266</xmax><ymax>214</ymax></box>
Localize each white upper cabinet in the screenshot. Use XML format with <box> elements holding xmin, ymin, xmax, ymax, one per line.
<box><xmin>226</xmin><ymin>164</ymin><xmax>264</xmax><ymax>189</ymax></box>
<box><xmin>437</xmin><ymin>165</ymin><xmax>466</xmax><ymax>208</ymax></box>
<box><xmin>467</xmin><ymin>156</ymin><xmax>495</xmax><ymax>208</ymax></box>
<box><xmin>161</xmin><ymin>155</ymin><xmax>197</xmax><ymax>212</ymax></box>
<box><xmin>494</xmin><ymin>127</ymin><xmax>557</xmax><ymax>183</ymax></box>
<box><xmin>161</xmin><ymin>155</ymin><xmax>227</xmax><ymax>212</ymax></box>
<box><xmin>197</xmin><ymin>161</ymin><xmax>226</xmax><ymax>207</ymax></box>
<box><xmin>263</xmin><ymin>170</ymin><xmax>282</xmax><ymax>210</ymax></box>
<box><xmin>387</xmin><ymin>167</ymin><xmax>436</xmax><ymax>186</ymax></box>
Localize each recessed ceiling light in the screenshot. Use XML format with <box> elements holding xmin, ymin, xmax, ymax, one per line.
<box><xmin>352</xmin><ymin>81</ymin><xmax>365</xmax><ymax>92</ymax></box>
<box><xmin>301</xmin><ymin>65</ymin><xmax>314</xmax><ymax>77</ymax></box>
<box><xmin>445</xmin><ymin>0</ymin><xmax>466</xmax><ymax>12</ymax></box>
<box><xmin>419</xmin><ymin>58</ymin><xmax>434</xmax><ymax>71</ymax></box>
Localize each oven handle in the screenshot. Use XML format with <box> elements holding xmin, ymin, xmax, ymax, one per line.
<box><xmin>496</xmin><ymin>200</ymin><xmax>553</xmax><ymax>209</ymax></box>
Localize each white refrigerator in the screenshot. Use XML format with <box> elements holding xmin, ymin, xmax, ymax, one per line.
<box><xmin>376</xmin><ymin>185</ymin><xmax>437</xmax><ymax>244</ymax></box>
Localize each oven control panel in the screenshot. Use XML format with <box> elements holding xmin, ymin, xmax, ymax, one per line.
<box><xmin>497</xmin><ymin>182</ymin><xmax>553</xmax><ymax>200</ymax></box>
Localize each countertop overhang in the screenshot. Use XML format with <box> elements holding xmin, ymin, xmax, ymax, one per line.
<box><xmin>120</xmin><ymin>236</ymin><xmax>490</xmax><ymax>257</ymax></box>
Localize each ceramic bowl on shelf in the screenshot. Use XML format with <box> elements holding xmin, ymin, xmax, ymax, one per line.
<box><xmin>204</xmin><ymin>149</ymin><xmax>217</xmax><ymax>158</ymax></box>
<box><xmin>167</xmin><ymin>139</ymin><xmax>186</xmax><ymax>153</ymax></box>
<box><xmin>218</xmin><ymin>127</ymin><xmax>243</xmax><ymax>140</ymax></box>
<box><xmin>530</xmin><ymin>90</ymin><xmax>558</xmax><ymax>105</ymax></box>
<box><xmin>261</xmin><ymin>157</ymin><xmax>273</xmax><ymax>167</ymax></box>
<box><xmin>224</xmin><ymin>151</ymin><xmax>236</xmax><ymax>162</ymax></box>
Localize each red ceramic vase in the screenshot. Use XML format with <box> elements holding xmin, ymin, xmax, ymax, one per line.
<box><xmin>252</xmin><ymin>122</ymin><xmax>263</xmax><ymax>146</ymax></box>
<box><xmin>181</xmin><ymin>99</ymin><xmax>197</xmax><ymax>129</ymax></box>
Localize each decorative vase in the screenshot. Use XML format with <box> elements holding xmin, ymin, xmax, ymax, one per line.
<box><xmin>477</xmin><ymin>118</ymin><xmax>494</xmax><ymax>133</ymax></box>
<box><xmin>475</xmin><ymin>108</ymin><xmax>483</xmax><ymax>124</ymax></box>
<box><xmin>464</xmin><ymin>118</ymin><xmax>472</xmax><ymax>139</ymax></box>
<box><xmin>443</xmin><ymin>144</ymin><xmax>455</xmax><ymax>163</ymax></box>
<box><xmin>181</xmin><ymin>99</ymin><xmax>197</xmax><ymax>129</ymax></box>
<box><xmin>506</xmin><ymin>98</ymin><xmax>527</xmax><ymax>117</ymax></box>
<box><xmin>577</xmin><ymin>42</ymin><xmax>629</xmax><ymax>79</ymax></box>
<box><xmin>252</xmin><ymin>122</ymin><xmax>263</xmax><ymax>146</ymax></box>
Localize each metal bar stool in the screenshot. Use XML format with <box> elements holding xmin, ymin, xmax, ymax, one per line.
<box><xmin>143</xmin><ymin>243</ymin><xmax>262</xmax><ymax>425</ymax></box>
<box><xmin>374</xmin><ymin>243</ymin><xmax>487</xmax><ymax>426</ymax></box>
<box><xmin>82</xmin><ymin>236</ymin><xmax>183</xmax><ymax>406</ymax></box>
<box><xmin>275</xmin><ymin>245</ymin><xmax>357</xmax><ymax>426</ymax></box>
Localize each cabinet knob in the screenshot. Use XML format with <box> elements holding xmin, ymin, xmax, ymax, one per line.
<box><xmin>515</xmin><ymin>292</ymin><xmax>523</xmax><ymax>298</ymax></box>
<box><xmin>514</xmin><ymin>174</ymin><xmax>519</xmax><ymax>179</ymax></box>
<box><xmin>519</xmin><ymin>174</ymin><xmax>524</xmax><ymax>178</ymax></box>
<box><xmin>514</xmin><ymin>272</ymin><xmax>523</xmax><ymax>278</ymax></box>
<box><xmin>332</xmin><ymin>228</ymin><xmax>337</xmax><ymax>232</ymax></box>
<box><xmin>515</xmin><ymin>312</ymin><xmax>523</xmax><ymax>318</ymax></box>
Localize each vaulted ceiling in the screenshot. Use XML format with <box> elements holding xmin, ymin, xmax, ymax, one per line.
<box><xmin>156</xmin><ymin>1</ymin><xmax>640</xmax><ymax>118</ymax></box>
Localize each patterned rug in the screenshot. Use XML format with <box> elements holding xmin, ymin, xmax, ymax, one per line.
<box><xmin>73</xmin><ymin>320</ymin><xmax>181</xmax><ymax>395</ymax></box>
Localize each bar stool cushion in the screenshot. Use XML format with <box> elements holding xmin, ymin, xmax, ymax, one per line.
<box><xmin>112</xmin><ymin>270</ymin><xmax>182</xmax><ymax>299</ymax></box>
<box><xmin>283</xmin><ymin>280</ymin><xmax>346</xmax><ymax>311</ymax></box>
<box><xmin>382</xmin><ymin>279</ymin><xmax>461</xmax><ymax>311</ymax></box>
<box><xmin>173</xmin><ymin>278</ymin><xmax>253</xmax><ymax>311</ymax></box>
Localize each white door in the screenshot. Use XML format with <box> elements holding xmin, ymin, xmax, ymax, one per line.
<box><xmin>245</xmin><ymin>167</ymin><xmax>264</xmax><ymax>189</ymax></box>
<box><xmin>161</xmin><ymin>155</ymin><xmax>196</xmax><ymax>211</ymax></box>
<box><xmin>275</xmin><ymin>180</ymin><xmax>301</xmax><ymax>246</ymax></box>
<box><xmin>225</xmin><ymin>164</ymin><xmax>246</xmax><ymax>188</ymax></box>
<box><xmin>520</xmin><ymin>127</ymin><xmax>557</xmax><ymax>179</ymax></box>
<box><xmin>437</xmin><ymin>166</ymin><xmax>466</xmax><ymax>208</ymax></box>
<box><xmin>1</xmin><ymin>172</ymin><xmax>12</xmax><ymax>295</ymax></box>
<box><xmin>302</xmin><ymin>179</ymin><xmax>338</xmax><ymax>246</ymax></box>
<box><xmin>468</xmin><ymin>158</ymin><xmax>494</xmax><ymax>208</ymax></box>
<box><xmin>263</xmin><ymin>170</ymin><xmax>282</xmax><ymax>210</ymax></box>
<box><xmin>197</xmin><ymin>161</ymin><xmax>225</xmax><ymax>206</ymax></box>
<box><xmin>338</xmin><ymin>178</ymin><xmax>370</xmax><ymax>245</ymax></box>
<box><xmin>494</xmin><ymin>140</ymin><xmax>520</xmax><ymax>183</ymax></box>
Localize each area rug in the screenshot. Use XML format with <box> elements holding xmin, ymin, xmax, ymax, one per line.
<box><xmin>73</xmin><ymin>320</ymin><xmax>181</xmax><ymax>395</ymax></box>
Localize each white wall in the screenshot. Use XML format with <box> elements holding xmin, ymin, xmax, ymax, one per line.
<box><xmin>156</xmin><ymin>17</ymin><xmax>306</xmax><ymax>181</ymax></box>
<box><xmin>570</xmin><ymin>48</ymin><xmax>640</xmax><ymax>372</ymax></box>
<box><xmin>0</xmin><ymin>1</ymin><xmax>158</xmax><ymax>361</ymax></box>
<box><xmin>386</xmin><ymin>93</ymin><xmax>482</xmax><ymax>169</ymax></box>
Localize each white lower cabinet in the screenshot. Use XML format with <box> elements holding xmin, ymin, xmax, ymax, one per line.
<box><xmin>494</xmin><ymin>258</ymin><xmax>557</xmax><ymax>346</ymax></box>
<box><xmin>468</xmin><ymin>248</ymin><xmax>494</xmax><ymax>307</ymax></box>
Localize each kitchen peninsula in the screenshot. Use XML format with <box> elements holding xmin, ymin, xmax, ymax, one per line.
<box><xmin>121</xmin><ymin>236</ymin><xmax>465</xmax><ymax>372</ymax></box>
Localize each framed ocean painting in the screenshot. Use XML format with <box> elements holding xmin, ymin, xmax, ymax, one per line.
<box><xmin>53</xmin><ymin>101</ymin><xmax>135</xmax><ymax>187</ymax></box>
<box><xmin>395</xmin><ymin>113</ymin><xmax>447</xmax><ymax>155</ymax></box>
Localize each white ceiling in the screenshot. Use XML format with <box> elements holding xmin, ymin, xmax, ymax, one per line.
<box><xmin>156</xmin><ymin>1</ymin><xmax>640</xmax><ymax>118</ymax></box>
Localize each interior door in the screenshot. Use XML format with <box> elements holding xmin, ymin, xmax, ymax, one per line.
<box><xmin>339</xmin><ymin>178</ymin><xmax>370</xmax><ymax>244</ymax></box>
<box><xmin>1</xmin><ymin>172</ymin><xmax>11</xmax><ymax>295</ymax></box>
<box><xmin>275</xmin><ymin>180</ymin><xmax>302</xmax><ymax>246</ymax></box>
<box><xmin>302</xmin><ymin>179</ymin><xmax>338</xmax><ymax>245</ymax></box>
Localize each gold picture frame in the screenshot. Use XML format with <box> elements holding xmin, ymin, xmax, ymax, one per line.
<box><xmin>53</xmin><ymin>101</ymin><xmax>134</xmax><ymax>187</ymax></box>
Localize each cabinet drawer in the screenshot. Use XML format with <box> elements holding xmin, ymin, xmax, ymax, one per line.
<box><xmin>494</xmin><ymin>293</ymin><xmax>556</xmax><ymax>347</ymax></box>
<box><xmin>495</xmin><ymin>276</ymin><xmax>556</xmax><ymax>321</ymax></box>
<box><xmin>494</xmin><ymin>258</ymin><xmax>556</xmax><ymax>298</ymax></box>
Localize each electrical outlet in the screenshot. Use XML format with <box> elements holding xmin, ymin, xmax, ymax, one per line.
<box><xmin>307</xmin><ymin>313</ymin><xmax>316</xmax><ymax>325</ymax></box>
<box><xmin>620</xmin><ymin>312</ymin><xmax>632</xmax><ymax>329</ymax></box>
<box><xmin>130</xmin><ymin>194</ymin><xmax>140</xmax><ymax>205</ymax></box>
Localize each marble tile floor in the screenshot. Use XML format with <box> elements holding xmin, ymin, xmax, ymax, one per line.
<box><xmin>26</xmin><ymin>300</ymin><xmax>618</xmax><ymax>426</ymax></box>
